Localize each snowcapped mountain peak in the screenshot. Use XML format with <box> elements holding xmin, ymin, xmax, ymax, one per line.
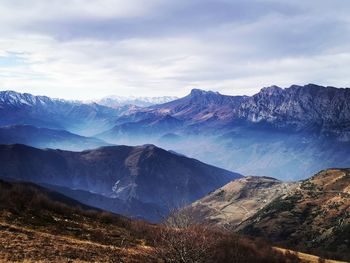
<box><xmin>0</xmin><ymin>90</ymin><xmax>80</xmax><ymax>108</ymax></box>
<box><xmin>96</xmin><ymin>95</ymin><xmax>178</xmax><ymax>108</ymax></box>
<box><xmin>0</xmin><ymin>90</ymin><xmax>39</xmax><ymax>107</ymax></box>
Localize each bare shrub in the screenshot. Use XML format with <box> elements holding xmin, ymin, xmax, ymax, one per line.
<box><xmin>151</xmin><ymin>206</ymin><xmax>301</xmax><ymax>263</ymax></box>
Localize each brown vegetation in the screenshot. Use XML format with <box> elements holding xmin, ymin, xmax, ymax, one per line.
<box><xmin>144</xmin><ymin>207</ymin><xmax>301</xmax><ymax>263</ymax></box>
<box><xmin>238</xmin><ymin>169</ymin><xmax>350</xmax><ymax>262</ymax></box>
<box><xmin>0</xmin><ymin>179</ymin><xmax>306</xmax><ymax>262</ymax></box>
<box><xmin>190</xmin><ymin>176</ymin><xmax>297</xmax><ymax>227</ymax></box>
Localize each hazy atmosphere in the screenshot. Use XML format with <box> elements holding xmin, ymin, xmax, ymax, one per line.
<box><xmin>1</xmin><ymin>0</ymin><xmax>350</xmax><ymax>99</ymax></box>
<box><xmin>0</xmin><ymin>1</ymin><xmax>349</xmax><ymax>262</ymax></box>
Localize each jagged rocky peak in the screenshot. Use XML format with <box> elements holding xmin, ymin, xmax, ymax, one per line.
<box><xmin>187</xmin><ymin>88</ymin><xmax>236</xmax><ymax>106</ymax></box>
<box><xmin>258</xmin><ymin>83</ymin><xmax>341</xmax><ymax>97</ymax></box>
<box><xmin>189</xmin><ymin>88</ymin><xmax>221</xmax><ymax>97</ymax></box>
<box><xmin>259</xmin><ymin>85</ymin><xmax>284</xmax><ymax>95</ymax></box>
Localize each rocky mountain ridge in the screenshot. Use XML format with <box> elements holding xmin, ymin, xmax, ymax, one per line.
<box><xmin>109</xmin><ymin>84</ymin><xmax>350</xmax><ymax>139</ymax></box>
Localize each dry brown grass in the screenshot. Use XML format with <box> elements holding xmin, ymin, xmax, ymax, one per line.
<box><xmin>239</xmin><ymin>169</ymin><xmax>350</xmax><ymax>262</ymax></box>
<box><xmin>0</xmin><ymin>222</ymin><xmax>155</xmax><ymax>263</ymax></box>
<box><xmin>0</xmin><ymin>178</ymin><xmax>345</xmax><ymax>263</ymax></box>
<box><xmin>274</xmin><ymin>247</ymin><xmax>348</xmax><ymax>263</ymax></box>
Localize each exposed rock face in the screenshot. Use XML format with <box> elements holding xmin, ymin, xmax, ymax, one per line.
<box><xmin>190</xmin><ymin>176</ymin><xmax>297</xmax><ymax>227</ymax></box>
<box><xmin>238</xmin><ymin>84</ymin><xmax>350</xmax><ymax>139</ymax></box>
<box><xmin>107</xmin><ymin>84</ymin><xmax>350</xmax><ymax>139</ymax></box>
<box><xmin>238</xmin><ymin>169</ymin><xmax>350</xmax><ymax>259</ymax></box>
<box><xmin>0</xmin><ymin>144</ymin><xmax>241</xmax><ymax>221</ymax></box>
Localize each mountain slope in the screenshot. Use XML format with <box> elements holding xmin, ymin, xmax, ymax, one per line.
<box><xmin>41</xmin><ymin>183</ymin><xmax>167</xmax><ymax>222</ymax></box>
<box><xmin>0</xmin><ymin>179</ymin><xmax>304</xmax><ymax>263</ymax></box>
<box><xmin>190</xmin><ymin>176</ymin><xmax>297</xmax><ymax>227</ymax></box>
<box><xmin>0</xmin><ymin>144</ymin><xmax>241</xmax><ymax>221</ymax></box>
<box><xmin>238</xmin><ymin>169</ymin><xmax>350</xmax><ymax>261</ymax></box>
<box><xmin>0</xmin><ymin>179</ymin><xmax>156</xmax><ymax>262</ymax></box>
<box><xmin>0</xmin><ymin>124</ymin><xmax>109</xmax><ymax>150</ymax></box>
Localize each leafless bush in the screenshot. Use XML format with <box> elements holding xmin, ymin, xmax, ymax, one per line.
<box><xmin>151</xmin><ymin>206</ymin><xmax>302</xmax><ymax>263</ymax></box>
<box><xmin>152</xmin><ymin>206</ymin><xmax>216</xmax><ymax>263</ymax></box>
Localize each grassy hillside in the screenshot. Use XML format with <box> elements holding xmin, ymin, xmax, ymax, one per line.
<box><xmin>0</xmin><ymin>179</ymin><xmax>154</xmax><ymax>262</ymax></box>
<box><xmin>190</xmin><ymin>176</ymin><xmax>297</xmax><ymax>227</ymax></box>
<box><xmin>0</xmin><ymin>179</ymin><xmax>303</xmax><ymax>262</ymax></box>
<box><xmin>238</xmin><ymin>169</ymin><xmax>350</xmax><ymax>261</ymax></box>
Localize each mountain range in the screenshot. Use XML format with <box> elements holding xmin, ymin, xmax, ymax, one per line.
<box><xmin>0</xmin><ymin>84</ymin><xmax>349</xmax><ymax>180</ymax></box>
<box><xmin>103</xmin><ymin>84</ymin><xmax>350</xmax><ymax>139</ymax></box>
<box><xmin>0</xmin><ymin>90</ymin><xmax>130</xmax><ymax>136</ymax></box>
<box><xmin>98</xmin><ymin>84</ymin><xmax>350</xmax><ymax>180</ymax></box>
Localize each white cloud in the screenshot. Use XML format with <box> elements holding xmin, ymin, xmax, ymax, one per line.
<box><xmin>0</xmin><ymin>0</ymin><xmax>349</xmax><ymax>99</ymax></box>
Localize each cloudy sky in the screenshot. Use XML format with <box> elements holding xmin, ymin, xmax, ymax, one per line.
<box><xmin>0</xmin><ymin>0</ymin><xmax>349</xmax><ymax>99</ymax></box>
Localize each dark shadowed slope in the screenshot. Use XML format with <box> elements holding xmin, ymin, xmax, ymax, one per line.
<box><xmin>0</xmin><ymin>144</ymin><xmax>241</xmax><ymax>221</ymax></box>
<box><xmin>41</xmin><ymin>183</ymin><xmax>167</xmax><ymax>222</ymax></box>
<box><xmin>0</xmin><ymin>179</ymin><xmax>156</xmax><ymax>262</ymax></box>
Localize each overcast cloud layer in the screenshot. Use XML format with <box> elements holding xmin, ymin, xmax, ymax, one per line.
<box><xmin>0</xmin><ymin>0</ymin><xmax>349</xmax><ymax>99</ymax></box>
